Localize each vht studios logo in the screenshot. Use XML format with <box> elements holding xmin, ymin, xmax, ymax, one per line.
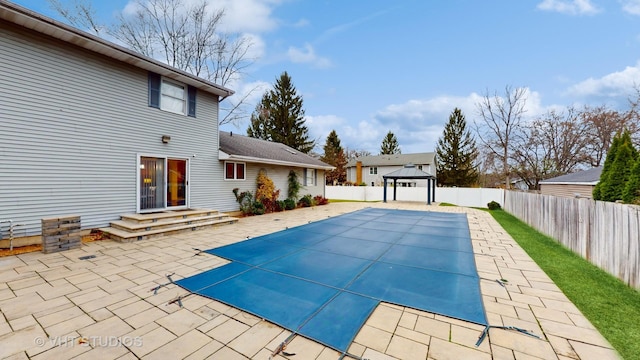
<box><xmin>34</xmin><ymin>336</ymin><xmax>143</xmax><ymax>347</ymax></box>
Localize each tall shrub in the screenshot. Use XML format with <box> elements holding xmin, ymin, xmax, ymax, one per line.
<box><xmin>593</xmin><ymin>133</ymin><xmax>621</xmax><ymax>200</ymax></box>
<box><xmin>623</xmin><ymin>156</ymin><xmax>640</xmax><ymax>204</ymax></box>
<box><xmin>256</xmin><ymin>169</ymin><xmax>280</xmax><ymax>212</ymax></box>
<box><xmin>600</xmin><ymin>131</ymin><xmax>637</xmax><ymax>202</ymax></box>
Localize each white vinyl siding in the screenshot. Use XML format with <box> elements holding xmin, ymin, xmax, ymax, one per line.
<box><xmin>540</xmin><ymin>184</ymin><xmax>596</xmax><ymax>199</ymax></box>
<box><xmin>216</xmin><ymin>165</ymin><xmax>326</xmax><ymax>210</ymax></box>
<box><xmin>0</xmin><ymin>23</ymin><xmax>226</xmax><ymax>235</ymax></box>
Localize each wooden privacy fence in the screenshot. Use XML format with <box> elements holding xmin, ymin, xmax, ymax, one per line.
<box><xmin>504</xmin><ymin>191</ymin><xmax>640</xmax><ymax>289</ymax></box>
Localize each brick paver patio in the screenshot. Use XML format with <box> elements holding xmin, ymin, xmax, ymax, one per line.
<box><xmin>0</xmin><ymin>202</ymin><xmax>620</xmax><ymax>359</ymax></box>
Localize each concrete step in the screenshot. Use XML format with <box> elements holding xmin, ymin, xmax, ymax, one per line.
<box><xmin>119</xmin><ymin>208</ymin><xmax>220</xmax><ymax>224</ymax></box>
<box><xmin>110</xmin><ymin>213</ymin><xmax>233</xmax><ymax>233</ymax></box>
<box><xmin>99</xmin><ymin>217</ymin><xmax>239</xmax><ymax>242</ymax></box>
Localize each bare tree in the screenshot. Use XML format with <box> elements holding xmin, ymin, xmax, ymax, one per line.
<box><xmin>509</xmin><ymin>108</ymin><xmax>589</xmax><ymax>189</ymax></box>
<box><xmin>49</xmin><ymin>0</ymin><xmax>104</xmax><ymax>35</ymax></box>
<box><xmin>537</xmin><ymin>108</ymin><xmax>590</xmax><ymax>174</ymax></box>
<box><xmin>510</xmin><ymin>125</ymin><xmax>549</xmax><ymax>190</ymax></box>
<box><xmin>474</xmin><ymin>86</ymin><xmax>528</xmax><ymax>189</ymax></box>
<box><xmin>581</xmin><ymin>105</ymin><xmax>631</xmax><ymax>167</ymax></box>
<box><xmin>49</xmin><ymin>0</ymin><xmax>256</xmax><ymax>126</ymax></box>
<box><xmin>345</xmin><ymin>148</ymin><xmax>372</xmax><ymax>160</ymax></box>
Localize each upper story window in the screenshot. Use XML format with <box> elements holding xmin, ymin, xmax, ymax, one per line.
<box><xmin>225</xmin><ymin>162</ymin><xmax>245</xmax><ymax>180</ymax></box>
<box><xmin>161</xmin><ymin>80</ymin><xmax>186</xmax><ymax>114</ymax></box>
<box><xmin>148</xmin><ymin>72</ymin><xmax>196</xmax><ymax>117</ymax></box>
<box><xmin>369</xmin><ymin>167</ymin><xmax>378</xmax><ymax>175</ymax></box>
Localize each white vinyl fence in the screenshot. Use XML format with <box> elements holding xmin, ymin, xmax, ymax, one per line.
<box><xmin>505</xmin><ymin>191</ymin><xmax>640</xmax><ymax>289</ymax></box>
<box><xmin>325</xmin><ymin>186</ymin><xmax>504</xmax><ymax>209</ymax></box>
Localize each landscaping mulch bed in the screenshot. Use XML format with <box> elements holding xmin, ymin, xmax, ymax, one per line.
<box><xmin>0</xmin><ymin>231</ymin><xmax>106</xmax><ymax>257</ymax></box>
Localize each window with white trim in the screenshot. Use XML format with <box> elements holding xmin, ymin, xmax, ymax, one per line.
<box><xmin>304</xmin><ymin>168</ymin><xmax>316</xmax><ymax>186</ymax></box>
<box><xmin>225</xmin><ymin>162</ymin><xmax>245</xmax><ymax>180</ymax></box>
<box><xmin>148</xmin><ymin>72</ymin><xmax>196</xmax><ymax>117</ymax></box>
<box><xmin>369</xmin><ymin>167</ymin><xmax>378</xmax><ymax>175</ymax></box>
<box><xmin>161</xmin><ymin>79</ymin><xmax>186</xmax><ymax>114</ymax></box>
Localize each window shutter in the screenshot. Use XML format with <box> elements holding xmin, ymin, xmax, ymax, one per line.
<box><xmin>148</xmin><ymin>72</ymin><xmax>161</xmax><ymax>108</ymax></box>
<box><xmin>187</xmin><ymin>86</ymin><xmax>196</xmax><ymax>117</ymax></box>
<box><xmin>314</xmin><ymin>169</ymin><xmax>317</xmax><ymax>186</ymax></box>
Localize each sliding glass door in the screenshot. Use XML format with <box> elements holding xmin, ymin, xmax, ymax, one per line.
<box><xmin>139</xmin><ymin>156</ymin><xmax>188</xmax><ymax>212</ymax></box>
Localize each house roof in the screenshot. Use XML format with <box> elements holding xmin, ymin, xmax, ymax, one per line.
<box><xmin>346</xmin><ymin>153</ymin><xmax>436</xmax><ymax>168</ymax></box>
<box><xmin>219</xmin><ymin>131</ymin><xmax>334</xmax><ymax>170</ymax></box>
<box><xmin>539</xmin><ymin>167</ymin><xmax>603</xmax><ymax>185</ymax></box>
<box><xmin>0</xmin><ymin>1</ymin><xmax>234</xmax><ymax>98</ymax></box>
<box><xmin>382</xmin><ymin>164</ymin><xmax>436</xmax><ymax>180</ymax></box>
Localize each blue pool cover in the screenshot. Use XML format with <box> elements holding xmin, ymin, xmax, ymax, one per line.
<box><xmin>176</xmin><ymin>208</ymin><xmax>487</xmax><ymax>352</ymax></box>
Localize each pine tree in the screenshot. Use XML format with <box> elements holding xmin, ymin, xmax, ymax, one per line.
<box><xmin>622</xmin><ymin>156</ymin><xmax>640</xmax><ymax>204</ymax></box>
<box><xmin>246</xmin><ymin>71</ymin><xmax>315</xmax><ymax>153</ymax></box>
<box><xmin>593</xmin><ymin>133</ymin><xmax>620</xmax><ymax>200</ymax></box>
<box><xmin>380</xmin><ymin>131</ymin><xmax>401</xmax><ymax>155</ymax></box>
<box><xmin>601</xmin><ymin>131</ymin><xmax>638</xmax><ymax>202</ymax></box>
<box><xmin>435</xmin><ymin>108</ymin><xmax>479</xmax><ymax>186</ymax></box>
<box><xmin>321</xmin><ymin>130</ymin><xmax>347</xmax><ymax>184</ymax></box>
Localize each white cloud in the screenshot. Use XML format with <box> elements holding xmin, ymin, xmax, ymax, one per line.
<box><xmin>305</xmin><ymin>115</ymin><xmax>346</xmax><ymax>146</ymax></box>
<box><xmin>622</xmin><ymin>0</ymin><xmax>640</xmax><ymax>15</ymax></box>
<box><xmin>566</xmin><ymin>61</ymin><xmax>640</xmax><ymax>97</ymax></box>
<box><xmin>241</xmin><ymin>33</ymin><xmax>266</xmax><ymax>62</ymax></box>
<box><xmin>122</xmin><ymin>0</ymin><xmax>281</xmax><ymax>35</ymax></box>
<box><xmin>536</xmin><ymin>0</ymin><xmax>600</xmax><ymax>15</ymax></box>
<box><xmin>214</xmin><ymin>0</ymin><xmax>282</xmax><ymax>33</ymax></box>
<box><xmin>287</xmin><ymin>44</ymin><xmax>332</xmax><ymax>68</ymax></box>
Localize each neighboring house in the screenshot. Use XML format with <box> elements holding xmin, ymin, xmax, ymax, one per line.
<box><xmin>0</xmin><ymin>2</ymin><xmax>241</xmax><ymax>238</ymax></box>
<box><xmin>539</xmin><ymin>167</ymin><xmax>603</xmax><ymax>199</ymax></box>
<box><xmin>511</xmin><ymin>178</ymin><xmax>531</xmax><ymax>191</ymax></box>
<box><xmin>346</xmin><ymin>153</ymin><xmax>436</xmax><ymax>186</ymax></box>
<box><xmin>219</xmin><ymin>131</ymin><xmax>333</xmax><ymax>200</ymax></box>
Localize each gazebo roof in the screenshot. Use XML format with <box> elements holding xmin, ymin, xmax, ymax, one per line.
<box><xmin>383</xmin><ymin>164</ymin><xmax>436</xmax><ymax>180</ymax></box>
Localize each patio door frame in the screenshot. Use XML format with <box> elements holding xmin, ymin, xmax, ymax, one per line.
<box><xmin>136</xmin><ymin>154</ymin><xmax>190</xmax><ymax>213</ymax></box>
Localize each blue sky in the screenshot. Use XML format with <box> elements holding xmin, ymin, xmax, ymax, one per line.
<box><xmin>12</xmin><ymin>0</ymin><xmax>640</xmax><ymax>154</ymax></box>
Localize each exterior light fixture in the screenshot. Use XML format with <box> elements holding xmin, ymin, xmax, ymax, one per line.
<box><xmin>162</xmin><ymin>135</ymin><xmax>171</xmax><ymax>143</ymax></box>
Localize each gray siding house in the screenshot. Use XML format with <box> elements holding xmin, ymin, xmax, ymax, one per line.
<box><xmin>539</xmin><ymin>167</ymin><xmax>602</xmax><ymax>199</ymax></box>
<box><xmin>0</xmin><ymin>2</ymin><xmax>237</xmax><ymax>237</ymax></box>
<box><xmin>219</xmin><ymin>131</ymin><xmax>333</xmax><ymax>201</ymax></box>
<box><xmin>346</xmin><ymin>153</ymin><xmax>436</xmax><ymax>186</ymax></box>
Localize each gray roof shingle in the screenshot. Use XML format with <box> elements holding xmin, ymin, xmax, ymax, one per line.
<box><xmin>539</xmin><ymin>167</ymin><xmax>603</xmax><ymax>184</ymax></box>
<box><xmin>219</xmin><ymin>131</ymin><xmax>333</xmax><ymax>169</ymax></box>
<box><xmin>346</xmin><ymin>153</ymin><xmax>436</xmax><ymax>167</ymax></box>
<box><xmin>382</xmin><ymin>164</ymin><xmax>436</xmax><ymax>179</ymax></box>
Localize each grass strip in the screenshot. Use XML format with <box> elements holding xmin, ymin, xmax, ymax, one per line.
<box><xmin>489</xmin><ymin>209</ymin><xmax>640</xmax><ymax>359</ymax></box>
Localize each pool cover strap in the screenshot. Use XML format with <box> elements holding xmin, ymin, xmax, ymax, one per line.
<box><xmin>476</xmin><ymin>325</ymin><xmax>541</xmax><ymax>346</ymax></box>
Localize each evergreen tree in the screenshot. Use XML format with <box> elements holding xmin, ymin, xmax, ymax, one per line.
<box><xmin>380</xmin><ymin>131</ymin><xmax>401</xmax><ymax>155</ymax></box>
<box><xmin>321</xmin><ymin>130</ymin><xmax>347</xmax><ymax>184</ymax></box>
<box><xmin>601</xmin><ymin>131</ymin><xmax>638</xmax><ymax>202</ymax></box>
<box><xmin>622</xmin><ymin>157</ymin><xmax>640</xmax><ymax>204</ymax></box>
<box><xmin>593</xmin><ymin>133</ymin><xmax>621</xmax><ymax>200</ymax></box>
<box><xmin>435</xmin><ymin>108</ymin><xmax>479</xmax><ymax>186</ymax></box>
<box><xmin>246</xmin><ymin>71</ymin><xmax>315</xmax><ymax>153</ymax></box>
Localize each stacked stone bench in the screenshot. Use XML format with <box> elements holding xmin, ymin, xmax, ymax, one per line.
<box><xmin>42</xmin><ymin>215</ymin><xmax>81</xmax><ymax>254</ymax></box>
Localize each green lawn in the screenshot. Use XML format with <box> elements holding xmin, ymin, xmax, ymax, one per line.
<box><xmin>489</xmin><ymin>209</ymin><xmax>640</xmax><ymax>359</ymax></box>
